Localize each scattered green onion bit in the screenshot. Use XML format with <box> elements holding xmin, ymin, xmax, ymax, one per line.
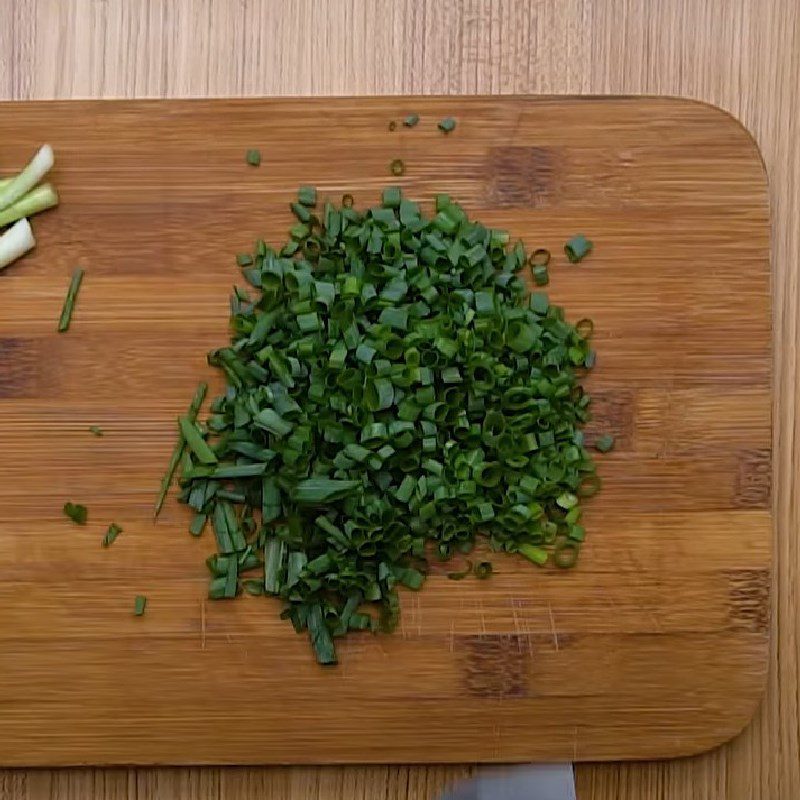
<box><xmin>153</xmin><ymin>382</ymin><xmax>208</xmax><ymax>519</ymax></box>
<box><xmin>133</xmin><ymin>595</ymin><xmax>147</xmax><ymax>616</ymax></box>
<box><xmin>88</xmin><ymin>425</ymin><xmax>104</xmax><ymax>437</ymax></box>
<box><xmin>102</xmin><ymin>523</ymin><xmax>123</xmax><ymax>547</ymax></box>
<box><xmin>565</xmin><ymin>234</ymin><xmax>593</xmax><ymax>263</ymax></box>
<box><xmin>447</xmin><ymin>561</ymin><xmax>473</xmax><ymax>581</ymax></box>
<box><xmin>595</xmin><ymin>434</ymin><xmax>615</xmax><ymax>453</ymax></box>
<box><xmin>533</xmin><ymin>265</ymin><xmax>549</xmax><ymax>286</ymax></box>
<box><xmin>172</xmin><ymin>188</ymin><xmax>600</xmax><ymax>665</ymax></box>
<box><xmin>63</xmin><ymin>502</ymin><xmax>87</xmax><ymax>525</ymax></box>
<box><xmin>438</xmin><ymin>117</ymin><xmax>457</xmax><ymax>133</ymax></box>
<box><xmin>388</xmin><ymin>120</ymin><xmax>398</xmax><ymax>131</ymax></box>
<box><xmin>57</xmin><ymin>268</ymin><xmax>84</xmax><ymax>333</ymax></box>
<box><xmin>474</xmin><ymin>561</ymin><xmax>493</xmax><ymax>580</ymax></box>
<box><xmin>245</xmin><ymin>149</ymin><xmax>261</xmax><ymax>167</ymax></box>
<box><xmin>530</xmin><ymin>248</ymin><xmax>551</xmax><ymax>267</ymax></box>
<box><xmin>390</xmin><ymin>159</ymin><xmax>405</xmax><ymax>176</ymax></box>
<box><xmin>403</xmin><ymin>114</ymin><xmax>420</xmax><ymax>127</ymax></box>
<box><xmin>297</xmin><ymin>186</ymin><xmax>317</xmax><ymax>207</ymax></box>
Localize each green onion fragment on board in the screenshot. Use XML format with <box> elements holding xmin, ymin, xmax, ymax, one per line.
<box><xmin>57</xmin><ymin>268</ymin><xmax>84</xmax><ymax>332</ymax></box>
<box><xmin>153</xmin><ymin>382</ymin><xmax>208</xmax><ymax>519</ymax></box>
<box><xmin>437</xmin><ymin>117</ymin><xmax>457</xmax><ymax>133</ymax></box>
<box><xmin>403</xmin><ymin>114</ymin><xmax>420</xmax><ymax>128</ymax></box>
<box><xmin>102</xmin><ymin>523</ymin><xmax>123</xmax><ymax>547</ymax></box>
<box><xmin>172</xmin><ymin>187</ymin><xmax>602</xmax><ymax>664</ymax></box>
<box><xmin>245</xmin><ymin>149</ymin><xmax>261</xmax><ymax>167</ymax></box>
<box><xmin>63</xmin><ymin>502</ymin><xmax>88</xmax><ymax>525</ymax></box>
<box><xmin>564</xmin><ymin>234</ymin><xmax>593</xmax><ymax>263</ymax></box>
<box><xmin>595</xmin><ymin>433</ymin><xmax>615</xmax><ymax>453</ymax></box>
<box><xmin>133</xmin><ymin>595</ymin><xmax>147</xmax><ymax>616</ymax></box>
<box><xmin>89</xmin><ymin>425</ymin><xmax>104</xmax><ymax>436</ymax></box>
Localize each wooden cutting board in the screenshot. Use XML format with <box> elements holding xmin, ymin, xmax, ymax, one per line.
<box><xmin>0</xmin><ymin>97</ymin><xmax>770</xmax><ymax>766</ymax></box>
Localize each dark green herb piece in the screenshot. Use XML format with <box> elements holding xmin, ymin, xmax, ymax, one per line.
<box><xmin>102</xmin><ymin>523</ymin><xmax>123</xmax><ymax>547</ymax></box>
<box><xmin>342</xmin><ymin>193</ymin><xmax>354</xmax><ymax>209</ymax></box>
<box><xmin>390</xmin><ymin>159</ymin><xmax>405</xmax><ymax>176</ymax></box>
<box><xmin>172</xmin><ymin>188</ymin><xmax>601</xmax><ymax>664</ymax></box>
<box><xmin>533</xmin><ymin>264</ymin><xmax>549</xmax><ymax>286</ymax></box>
<box><xmin>447</xmin><ymin>560</ymin><xmax>473</xmax><ymax>580</ymax></box>
<box><xmin>565</xmin><ymin>234</ymin><xmax>593</xmax><ymax>263</ymax></box>
<box><xmin>308</xmin><ymin>603</ymin><xmax>337</xmax><ymax>665</ymax></box>
<box><xmin>554</xmin><ymin>541</ymin><xmax>580</xmax><ymax>569</ymax></box>
<box><xmin>133</xmin><ymin>595</ymin><xmax>147</xmax><ymax>616</ymax></box>
<box><xmin>595</xmin><ymin>434</ymin><xmax>615</xmax><ymax>453</ymax></box>
<box><xmin>530</xmin><ymin>248</ymin><xmax>551</xmax><ymax>266</ymax></box>
<box><xmin>178</xmin><ymin>416</ymin><xmax>217</xmax><ymax>464</ymax></box>
<box><xmin>576</xmin><ymin>318</ymin><xmax>594</xmax><ymax>338</ymax></box>
<box><xmin>153</xmin><ymin>382</ymin><xmax>208</xmax><ymax>519</ymax></box>
<box><xmin>236</xmin><ymin>253</ymin><xmax>253</xmax><ymax>267</ymax></box>
<box><xmin>403</xmin><ymin>114</ymin><xmax>420</xmax><ymax>127</ymax></box>
<box><xmin>57</xmin><ymin>268</ymin><xmax>84</xmax><ymax>332</ymax></box>
<box><xmin>297</xmin><ymin>186</ymin><xmax>317</xmax><ymax>207</ymax></box>
<box><xmin>243</xmin><ymin>579</ymin><xmax>264</xmax><ymax>596</ymax></box>
<box><xmin>63</xmin><ymin>502</ymin><xmax>87</xmax><ymax>525</ymax></box>
<box><xmin>474</xmin><ymin>561</ymin><xmax>493</xmax><ymax>579</ymax></box>
<box><xmin>245</xmin><ymin>149</ymin><xmax>261</xmax><ymax>167</ymax></box>
<box><xmin>88</xmin><ymin>425</ymin><xmax>104</xmax><ymax>437</ymax></box>
<box><xmin>438</xmin><ymin>117</ymin><xmax>456</xmax><ymax>133</ymax></box>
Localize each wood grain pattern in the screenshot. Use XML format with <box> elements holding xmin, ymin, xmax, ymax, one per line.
<box><xmin>0</xmin><ymin>95</ymin><xmax>770</xmax><ymax>768</ymax></box>
<box><xmin>0</xmin><ymin>1</ymin><xmax>797</xmax><ymax>799</ymax></box>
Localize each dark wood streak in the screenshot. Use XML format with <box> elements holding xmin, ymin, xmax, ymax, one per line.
<box><xmin>725</xmin><ymin>569</ymin><xmax>770</xmax><ymax>633</ymax></box>
<box><xmin>0</xmin><ymin>338</ymin><xmax>40</xmax><ymax>398</ymax></box>
<box><xmin>733</xmin><ymin>449</ymin><xmax>771</xmax><ymax>508</ymax></box>
<box><xmin>461</xmin><ymin>634</ymin><xmax>531</xmax><ymax>698</ymax></box>
<box><xmin>485</xmin><ymin>147</ymin><xmax>557</xmax><ymax>208</ymax></box>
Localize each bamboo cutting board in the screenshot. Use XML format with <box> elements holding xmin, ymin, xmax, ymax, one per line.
<box><xmin>0</xmin><ymin>97</ymin><xmax>770</xmax><ymax>766</ymax></box>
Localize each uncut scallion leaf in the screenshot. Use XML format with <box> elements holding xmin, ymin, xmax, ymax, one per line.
<box><xmin>57</xmin><ymin>268</ymin><xmax>84</xmax><ymax>332</ymax></box>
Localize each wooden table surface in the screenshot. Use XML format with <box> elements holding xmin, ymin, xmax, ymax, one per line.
<box><xmin>0</xmin><ymin>1</ymin><xmax>796</xmax><ymax>799</ymax></box>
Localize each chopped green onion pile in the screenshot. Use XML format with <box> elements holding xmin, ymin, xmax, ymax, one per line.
<box><xmin>173</xmin><ymin>187</ymin><xmax>603</xmax><ymax>664</ymax></box>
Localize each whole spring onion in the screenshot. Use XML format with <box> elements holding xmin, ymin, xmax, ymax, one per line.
<box><xmin>174</xmin><ymin>187</ymin><xmax>603</xmax><ymax>665</ymax></box>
